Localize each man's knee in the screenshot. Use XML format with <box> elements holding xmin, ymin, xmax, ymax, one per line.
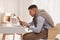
<box><xmin>23</xmin><ymin>34</ymin><xmax>31</xmax><ymax>40</ymax></box>
<box><xmin>23</xmin><ymin>33</ymin><xmax>36</xmax><ymax>40</ymax></box>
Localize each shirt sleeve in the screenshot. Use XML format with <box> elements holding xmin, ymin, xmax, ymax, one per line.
<box><xmin>29</xmin><ymin>16</ymin><xmax>45</xmax><ymax>33</ymax></box>
<box><xmin>29</xmin><ymin>21</ymin><xmax>34</xmax><ymax>26</ymax></box>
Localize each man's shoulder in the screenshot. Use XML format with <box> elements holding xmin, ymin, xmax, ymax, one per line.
<box><xmin>37</xmin><ymin>16</ymin><xmax>45</xmax><ymax>21</ymax></box>
<box><xmin>39</xmin><ymin>9</ymin><xmax>46</xmax><ymax>12</ymax></box>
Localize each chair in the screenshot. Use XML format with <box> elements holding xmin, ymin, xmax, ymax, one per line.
<box><xmin>48</xmin><ymin>23</ymin><xmax>60</xmax><ymax>40</ymax></box>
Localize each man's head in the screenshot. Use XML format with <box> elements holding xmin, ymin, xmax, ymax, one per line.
<box><xmin>28</xmin><ymin>5</ymin><xmax>38</xmax><ymax>17</ymax></box>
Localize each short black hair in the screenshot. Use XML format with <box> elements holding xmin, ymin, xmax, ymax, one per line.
<box><xmin>28</xmin><ymin>5</ymin><xmax>37</xmax><ymax>10</ymax></box>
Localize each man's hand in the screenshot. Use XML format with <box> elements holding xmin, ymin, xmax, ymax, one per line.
<box><xmin>17</xmin><ymin>16</ymin><xmax>29</xmax><ymax>28</ymax></box>
<box><xmin>21</xmin><ymin>21</ymin><xmax>29</xmax><ymax>28</ymax></box>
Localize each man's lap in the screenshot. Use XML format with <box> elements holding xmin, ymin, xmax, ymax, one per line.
<box><xmin>23</xmin><ymin>31</ymin><xmax>48</xmax><ymax>40</ymax></box>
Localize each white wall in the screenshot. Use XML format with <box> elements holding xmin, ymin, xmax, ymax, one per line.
<box><xmin>5</xmin><ymin>0</ymin><xmax>18</xmax><ymax>15</ymax></box>
<box><xmin>48</xmin><ymin>0</ymin><xmax>60</xmax><ymax>25</ymax></box>
<box><xmin>54</xmin><ymin>0</ymin><xmax>60</xmax><ymax>25</ymax></box>
<box><xmin>0</xmin><ymin>0</ymin><xmax>18</xmax><ymax>15</ymax></box>
<box><xmin>0</xmin><ymin>0</ymin><xmax>5</xmax><ymax>12</ymax></box>
<box><xmin>18</xmin><ymin>0</ymin><xmax>32</xmax><ymax>22</ymax></box>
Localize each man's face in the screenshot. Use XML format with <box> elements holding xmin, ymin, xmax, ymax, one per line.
<box><xmin>28</xmin><ymin>8</ymin><xmax>36</xmax><ymax>17</ymax></box>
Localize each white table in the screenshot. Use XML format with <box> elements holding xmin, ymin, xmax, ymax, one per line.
<box><xmin>0</xmin><ymin>25</ymin><xmax>26</xmax><ymax>34</ymax></box>
<box><xmin>0</xmin><ymin>24</ymin><xmax>26</xmax><ymax>40</ymax></box>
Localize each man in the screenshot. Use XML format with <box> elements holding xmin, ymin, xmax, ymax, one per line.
<box><xmin>18</xmin><ymin>5</ymin><xmax>54</xmax><ymax>40</ymax></box>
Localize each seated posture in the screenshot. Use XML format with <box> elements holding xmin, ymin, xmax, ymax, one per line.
<box><xmin>18</xmin><ymin>5</ymin><xmax>54</xmax><ymax>40</ymax></box>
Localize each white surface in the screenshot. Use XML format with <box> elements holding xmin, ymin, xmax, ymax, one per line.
<box><xmin>0</xmin><ymin>0</ymin><xmax>18</xmax><ymax>15</ymax></box>
<box><xmin>0</xmin><ymin>25</ymin><xmax>26</xmax><ymax>34</ymax></box>
<box><xmin>56</xmin><ymin>34</ymin><xmax>60</xmax><ymax>40</ymax></box>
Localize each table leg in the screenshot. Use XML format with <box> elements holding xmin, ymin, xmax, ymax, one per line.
<box><xmin>18</xmin><ymin>34</ymin><xmax>23</xmax><ymax>40</ymax></box>
<box><xmin>2</xmin><ymin>34</ymin><xmax>6</xmax><ymax>40</ymax></box>
<box><xmin>13</xmin><ymin>34</ymin><xmax>15</xmax><ymax>40</ymax></box>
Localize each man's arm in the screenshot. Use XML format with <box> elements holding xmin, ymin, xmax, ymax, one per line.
<box><xmin>29</xmin><ymin>16</ymin><xmax>45</xmax><ymax>33</ymax></box>
<box><xmin>17</xmin><ymin>17</ymin><xmax>29</xmax><ymax>27</ymax></box>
